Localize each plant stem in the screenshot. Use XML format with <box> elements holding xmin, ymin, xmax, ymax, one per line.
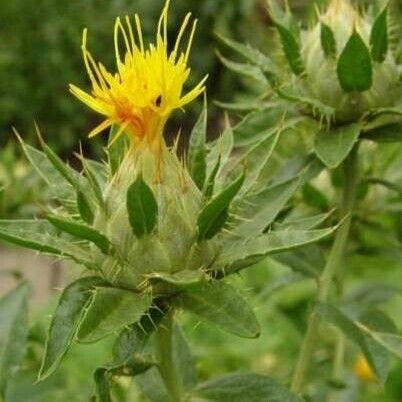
<box><xmin>290</xmin><ymin>144</ymin><xmax>359</xmax><ymax>394</ymax></box>
<box><xmin>155</xmin><ymin>309</ymin><xmax>182</xmax><ymax>402</ymax></box>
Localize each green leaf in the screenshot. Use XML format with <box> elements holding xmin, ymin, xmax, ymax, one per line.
<box><xmin>172</xmin><ymin>323</ymin><xmax>197</xmax><ymax>391</ymax></box>
<box><xmin>362</xmin><ymin>122</ymin><xmax>402</xmax><ymax>143</ymax></box>
<box><xmin>233</xmin><ymin>178</ymin><xmax>299</xmax><ymax>238</ymax></box>
<box><xmin>108</xmin><ymin>125</ymin><xmax>129</xmax><ymax>176</ymax></box>
<box><xmin>314</xmin><ymin>123</ymin><xmax>361</xmax><ymax>168</ymax></box>
<box><xmin>320</xmin><ymin>22</ymin><xmax>337</xmax><ymax>57</ymax></box>
<box><xmin>112</xmin><ymin>307</ymin><xmax>165</xmax><ymax>366</ymax></box>
<box><xmin>188</xmin><ymin>105</ymin><xmax>207</xmax><ymax>190</ymax></box>
<box><xmin>370</xmin><ymin>333</ymin><xmax>402</xmax><ymax>359</ymax></box>
<box><xmin>238</xmin><ymin>130</ymin><xmax>280</xmax><ymax>193</ymax></box>
<box><xmin>195</xmin><ymin>372</ymin><xmax>303</xmax><ymax>402</ymax></box>
<box><xmin>47</xmin><ymin>214</ymin><xmax>110</xmax><ymax>254</ymax></box>
<box><xmin>274</xmin><ymin>22</ymin><xmax>304</xmax><ymax>76</ymax></box>
<box><xmin>0</xmin><ymin>282</ymin><xmax>29</xmax><ymax>399</ymax></box>
<box><xmin>277</xmin><ymin>211</ymin><xmax>333</xmax><ymax>231</ymax></box>
<box><xmin>127</xmin><ymin>176</ymin><xmax>158</xmax><ymax>238</ymax></box>
<box><xmin>174</xmin><ymin>281</ymin><xmax>260</xmax><ymax>338</ymax></box>
<box><xmin>93</xmin><ymin>368</ymin><xmax>111</xmax><ymax>402</ymax></box>
<box><xmin>370</xmin><ymin>6</ymin><xmax>388</xmax><ymax>63</ymax></box>
<box><xmin>302</xmin><ymin>183</ymin><xmax>329</xmax><ymax>210</ymax></box>
<box><xmin>316</xmin><ymin>303</ymin><xmax>396</xmax><ymax>384</ymax></box>
<box><xmin>220</xmin><ymin>228</ymin><xmax>334</xmax><ymax>275</ymax></box>
<box><xmin>203</xmin><ymin>155</ymin><xmax>221</xmax><ymax>198</ymax></box>
<box><xmin>77</xmin><ymin>190</ymin><xmax>94</xmax><ymax>224</ymax></box>
<box><xmin>39</xmin><ymin>276</ymin><xmax>105</xmax><ymax>380</ymax></box>
<box><xmin>77</xmin><ymin>287</ymin><xmax>151</xmax><ymax>343</ymax></box>
<box><xmin>197</xmin><ymin>172</ymin><xmax>244</xmax><ymax>241</ymax></box>
<box><xmin>337</xmin><ymin>31</ymin><xmax>373</xmax><ymax>92</ymax></box>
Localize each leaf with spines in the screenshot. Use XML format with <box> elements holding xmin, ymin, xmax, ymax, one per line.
<box><xmin>47</xmin><ymin>214</ymin><xmax>110</xmax><ymax>254</ymax></box>
<box><xmin>39</xmin><ymin>276</ymin><xmax>105</xmax><ymax>380</ymax></box>
<box><xmin>77</xmin><ymin>287</ymin><xmax>151</xmax><ymax>343</ymax></box>
<box><xmin>337</xmin><ymin>31</ymin><xmax>373</xmax><ymax>92</ymax></box>
<box><xmin>77</xmin><ymin>190</ymin><xmax>94</xmax><ymax>224</ymax></box>
<box><xmin>370</xmin><ymin>6</ymin><xmax>389</xmax><ymax>63</ymax></box>
<box><xmin>197</xmin><ymin>172</ymin><xmax>244</xmax><ymax>241</ymax></box>
<box><xmin>320</xmin><ymin>22</ymin><xmax>336</xmax><ymax>57</ymax></box>
<box><xmin>219</xmin><ymin>227</ymin><xmax>335</xmax><ymax>275</ymax></box>
<box><xmin>217</xmin><ymin>52</ymin><xmax>269</xmax><ymax>85</ymax></box>
<box><xmin>127</xmin><ymin>176</ymin><xmax>158</xmax><ymax>238</ymax></box>
<box><xmin>314</xmin><ymin>123</ymin><xmax>361</xmax><ymax>168</ymax></box>
<box><xmin>174</xmin><ymin>281</ymin><xmax>260</xmax><ymax>338</ymax></box>
<box><xmin>188</xmin><ymin>105</ymin><xmax>207</xmax><ymax>190</ymax></box>
<box><xmin>0</xmin><ymin>219</ymin><xmax>92</xmax><ymax>264</ymax></box>
<box><xmin>0</xmin><ymin>282</ymin><xmax>29</xmax><ymax>399</ymax></box>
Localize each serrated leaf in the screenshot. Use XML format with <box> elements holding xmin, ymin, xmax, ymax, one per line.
<box><xmin>220</xmin><ymin>227</ymin><xmax>334</xmax><ymax>275</ymax></box>
<box><xmin>39</xmin><ymin>276</ymin><xmax>105</xmax><ymax>380</ymax></box>
<box><xmin>233</xmin><ymin>178</ymin><xmax>300</xmax><ymax>238</ymax></box>
<box><xmin>238</xmin><ymin>130</ymin><xmax>280</xmax><ymax>193</ymax></box>
<box><xmin>0</xmin><ymin>219</ymin><xmax>92</xmax><ymax>264</ymax></box>
<box><xmin>337</xmin><ymin>31</ymin><xmax>373</xmax><ymax>92</ymax></box>
<box><xmin>148</xmin><ymin>271</ymin><xmax>206</xmax><ymax>293</ymax></box>
<box><xmin>188</xmin><ymin>106</ymin><xmax>207</xmax><ymax>190</ymax></box>
<box><xmin>174</xmin><ymin>281</ymin><xmax>260</xmax><ymax>338</ymax></box>
<box><xmin>316</xmin><ymin>303</ymin><xmax>396</xmax><ymax>384</ymax></box>
<box><xmin>197</xmin><ymin>173</ymin><xmax>244</xmax><ymax>241</ymax></box>
<box><xmin>127</xmin><ymin>176</ymin><xmax>158</xmax><ymax>238</ymax></box>
<box><xmin>77</xmin><ymin>287</ymin><xmax>151</xmax><ymax>343</ymax></box>
<box><xmin>274</xmin><ymin>22</ymin><xmax>304</xmax><ymax>76</ymax></box>
<box><xmin>320</xmin><ymin>22</ymin><xmax>337</xmax><ymax>57</ymax></box>
<box><xmin>0</xmin><ymin>282</ymin><xmax>29</xmax><ymax>399</ymax></box>
<box><xmin>217</xmin><ymin>52</ymin><xmax>268</xmax><ymax>85</ymax></box>
<box><xmin>314</xmin><ymin>123</ymin><xmax>361</xmax><ymax>168</ymax></box>
<box><xmin>47</xmin><ymin>214</ymin><xmax>110</xmax><ymax>254</ymax></box>
<box><xmin>370</xmin><ymin>6</ymin><xmax>388</xmax><ymax>63</ymax></box>
<box><xmin>195</xmin><ymin>372</ymin><xmax>303</xmax><ymax>402</ymax></box>
<box><xmin>217</xmin><ymin>34</ymin><xmax>275</xmax><ymax>73</ymax></box>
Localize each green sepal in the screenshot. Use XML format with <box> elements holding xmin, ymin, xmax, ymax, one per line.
<box><xmin>127</xmin><ymin>176</ymin><xmax>158</xmax><ymax>238</ymax></box>
<box><xmin>197</xmin><ymin>172</ymin><xmax>244</xmax><ymax>241</ymax></box>
<box><xmin>370</xmin><ymin>6</ymin><xmax>389</xmax><ymax>63</ymax></box>
<box><xmin>273</xmin><ymin>22</ymin><xmax>304</xmax><ymax>76</ymax></box>
<box><xmin>320</xmin><ymin>22</ymin><xmax>337</xmax><ymax>58</ymax></box>
<box><xmin>174</xmin><ymin>281</ymin><xmax>260</xmax><ymax>339</ymax></box>
<box><xmin>337</xmin><ymin>31</ymin><xmax>373</xmax><ymax>92</ymax></box>
<box><xmin>107</xmin><ymin>125</ymin><xmax>129</xmax><ymax>176</ymax></box>
<box><xmin>188</xmin><ymin>104</ymin><xmax>207</xmax><ymax>190</ymax></box>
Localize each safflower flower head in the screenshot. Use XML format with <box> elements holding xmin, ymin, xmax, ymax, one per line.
<box><xmin>70</xmin><ymin>0</ymin><xmax>206</xmax><ymax>148</ymax></box>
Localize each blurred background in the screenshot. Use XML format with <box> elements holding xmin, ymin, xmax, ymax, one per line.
<box><xmin>1</xmin><ymin>0</ymin><xmax>402</xmax><ymax>401</ymax></box>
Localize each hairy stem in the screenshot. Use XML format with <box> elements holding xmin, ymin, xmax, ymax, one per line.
<box><xmin>291</xmin><ymin>145</ymin><xmax>359</xmax><ymax>394</ymax></box>
<box><xmin>155</xmin><ymin>309</ymin><xmax>182</xmax><ymax>402</ymax></box>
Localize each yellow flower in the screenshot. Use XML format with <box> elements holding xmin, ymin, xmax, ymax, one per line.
<box><xmin>354</xmin><ymin>354</ymin><xmax>375</xmax><ymax>382</ymax></box>
<box><xmin>70</xmin><ymin>0</ymin><xmax>206</xmax><ymax>147</ymax></box>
